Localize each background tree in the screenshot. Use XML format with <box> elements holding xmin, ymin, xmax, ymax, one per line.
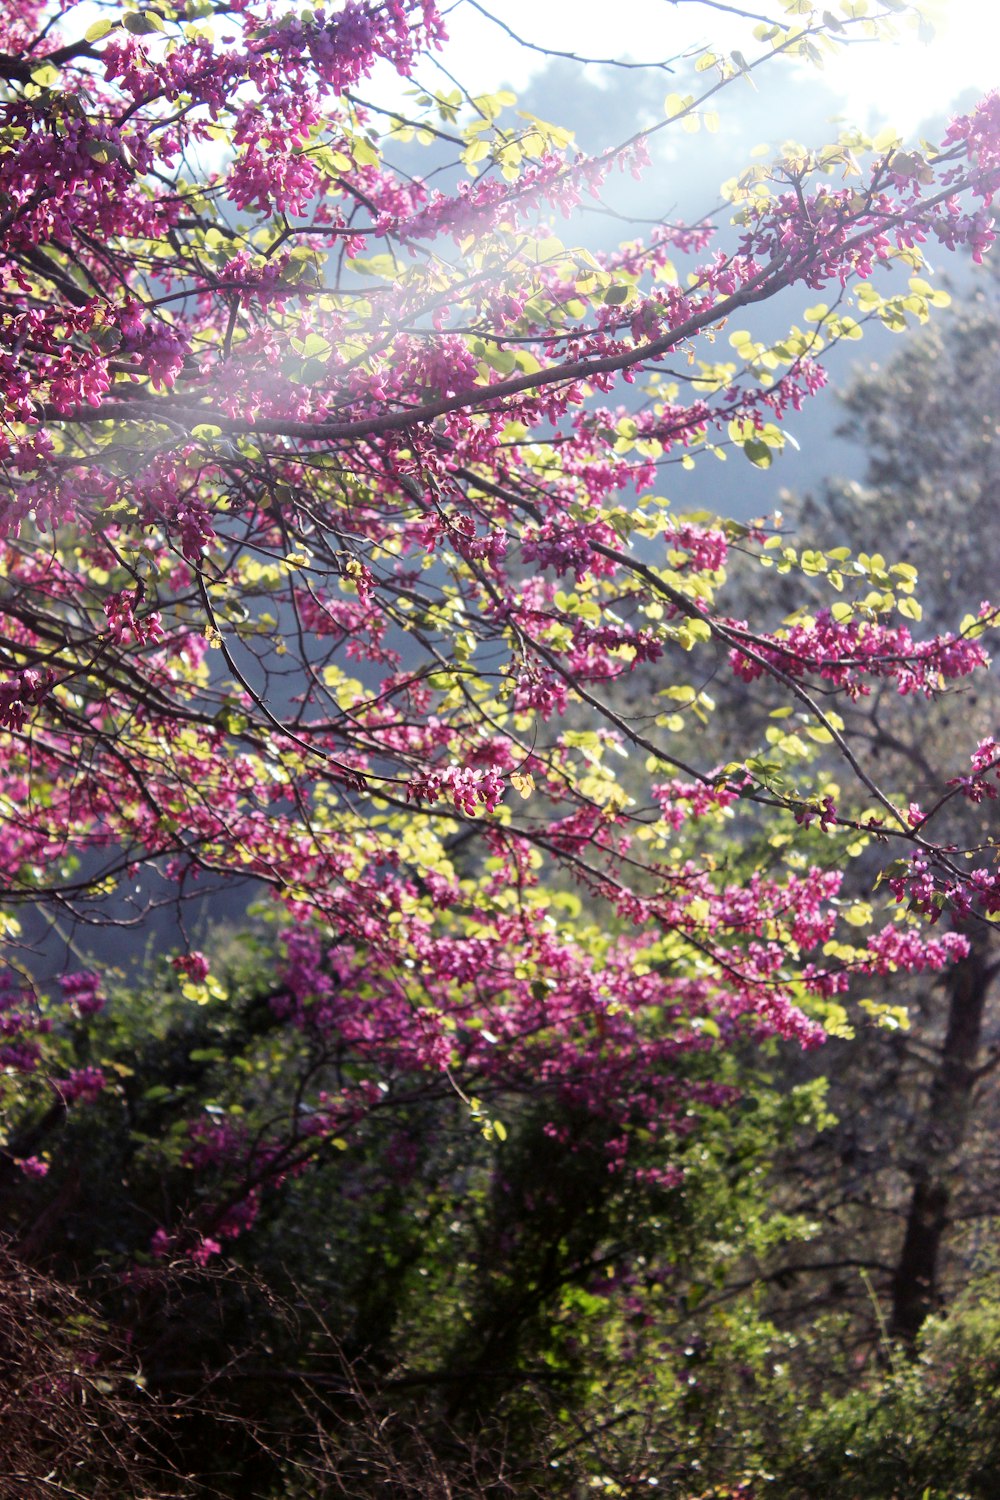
<box><xmin>645</xmin><ymin>251</ymin><xmax>1000</xmax><ymax>1385</ymax></box>
<box><xmin>769</xmin><ymin>252</ymin><xmax>1000</xmax><ymax>1348</ymax></box>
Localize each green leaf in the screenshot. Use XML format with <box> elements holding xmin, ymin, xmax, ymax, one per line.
<box><xmin>29</xmin><ymin>63</ymin><xmax>61</xmax><ymax>87</ymax></box>
<box><xmin>350</xmin><ymin>136</ymin><xmax>380</xmax><ymax>168</ymax></box>
<box><xmin>85</xmin><ymin>18</ymin><xmax>115</xmax><ymax>41</ymax></box>
<box><xmin>291</xmin><ymin>332</ymin><xmax>332</xmax><ymax>360</ymax></box>
<box><xmin>82</xmin><ymin>139</ymin><xmax>121</xmax><ymax>164</ymax></box>
<box><xmin>123</xmin><ymin>11</ymin><xmax>166</xmax><ymax>35</ymax></box>
<box><xmin>872</xmin><ymin>125</ymin><xmax>901</xmax><ymax>154</ymax></box>
<box><xmin>743</xmin><ymin>437</ymin><xmax>772</xmax><ymax>468</ymax></box>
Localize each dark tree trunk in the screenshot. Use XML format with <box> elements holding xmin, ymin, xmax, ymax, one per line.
<box><xmin>889</xmin><ymin>930</ymin><xmax>998</xmax><ymax>1344</ymax></box>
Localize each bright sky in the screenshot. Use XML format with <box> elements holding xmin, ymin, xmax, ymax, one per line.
<box><xmin>431</xmin><ymin>0</ymin><xmax>999</xmax><ymax>135</ymax></box>
<box><xmin>61</xmin><ymin>1</ymin><xmax>997</xmax><ymax>140</ymax></box>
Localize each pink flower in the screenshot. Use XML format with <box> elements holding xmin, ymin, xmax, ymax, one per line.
<box><xmin>188</xmin><ymin>1236</ymin><xmax>222</xmax><ymax>1267</ymax></box>
<box><xmin>172</xmin><ymin>951</ymin><xmax>211</xmax><ymax>982</ymax></box>
<box><xmin>58</xmin><ymin>1066</ymin><xmax>107</xmax><ymax>1104</ymax></box>
<box><xmin>15</xmin><ymin>1156</ymin><xmax>49</xmax><ymax>1179</ymax></box>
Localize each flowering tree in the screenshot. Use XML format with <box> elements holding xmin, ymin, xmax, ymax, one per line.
<box><xmin>2</xmin><ymin>0</ymin><xmax>999</xmax><ymax>1263</ymax></box>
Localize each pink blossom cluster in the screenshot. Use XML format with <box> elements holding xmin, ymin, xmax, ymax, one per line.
<box><xmin>0</xmin><ymin>973</ymin><xmax>49</xmax><ymax>1075</ymax></box>
<box><xmin>104</xmin><ymin>589</ymin><xmax>164</xmax><ymax>647</ymax></box>
<box><xmin>0</xmin><ymin>668</ymin><xmax>53</xmax><ymax>733</ymax></box>
<box><xmin>511</xmin><ymin>666</ymin><xmax>570</xmax><ymax>719</ymax></box>
<box><xmin>937</xmin><ymin>93</ymin><xmax>1000</xmax><ymax>261</ymax></box>
<box><xmin>729</xmin><ymin>609</ymin><xmax>991</xmax><ymax>697</ymax></box>
<box><xmin>663</xmin><ymin>523</ymin><xmax>728</xmax><ymax>573</ymax></box>
<box><xmin>249</xmin><ymin>2</ymin><xmax>445</xmax><ymax>95</ymax></box>
<box><xmin>171</xmin><ymin>951</ymin><xmax>211</xmax><ymax>983</ymax></box>
<box><xmin>948</xmin><ymin>737</ymin><xmax>1000</xmax><ymax>802</ymax></box>
<box><xmin>150</xmin><ymin>1227</ymin><xmax>223</xmax><ymax>1267</ymax></box>
<box><xmin>57</xmin><ymin>1066</ymin><xmax>107</xmax><ymax>1105</ymax></box>
<box><xmin>59</xmin><ymin>971</ymin><xmax>106</xmax><ymax>1018</ymax></box>
<box><xmin>406</xmin><ymin>764</ymin><xmax>505</xmax><ymax>816</ymax></box>
<box><xmin>886</xmin><ymin>853</ymin><xmax>1000</xmax><ymax>922</ymax></box>
<box><xmin>865</xmin><ymin>924</ymin><xmax>970</xmax><ymax>974</ymax></box>
<box><xmin>651</xmin><ymin>778</ymin><xmax>742</xmax><ymax>829</ymax></box>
